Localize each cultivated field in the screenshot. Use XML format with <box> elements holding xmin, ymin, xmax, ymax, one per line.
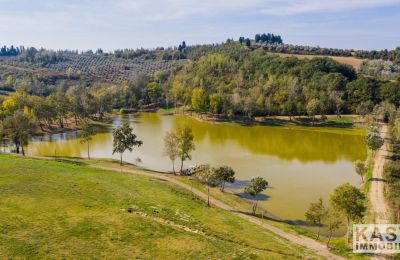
<box><xmin>267</xmin><ymin>52</ymin><xmax>365</xmax><ymax>69</ymax></box>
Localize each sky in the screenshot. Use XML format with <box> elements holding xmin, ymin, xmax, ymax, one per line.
<box><xmin>0</xmin><ymin>0</ymin><xmax>400</xmax><ymax>51</ymax></box>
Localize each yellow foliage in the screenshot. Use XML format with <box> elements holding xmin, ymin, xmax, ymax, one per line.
<box><xmin>2</xmin><ymin>98</ymin><xmax>17</xmax><ymax>112</ymax></box>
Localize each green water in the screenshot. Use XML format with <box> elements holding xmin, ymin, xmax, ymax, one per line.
<box><xmin>27</xmin><ymin>113</ymin><xmax>366</xmax><ymax>221</ymax></box>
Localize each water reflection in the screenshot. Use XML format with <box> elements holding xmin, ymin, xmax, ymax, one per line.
<box><xmin>25</xmin><ymin>113</ymin><xmax>366</xmax><ymax>220</ymax></box>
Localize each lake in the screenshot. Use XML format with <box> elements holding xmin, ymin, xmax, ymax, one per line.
<box><xmin>26</xmin><ymin>113</ymin><xmax>366</xmax><ymax>221</ymax></box>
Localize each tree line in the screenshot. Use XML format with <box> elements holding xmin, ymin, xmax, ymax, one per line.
<box><xmin>168</xmin><ymin>46</ymin><xmax>400</xmax><ymax>118</ymax></box>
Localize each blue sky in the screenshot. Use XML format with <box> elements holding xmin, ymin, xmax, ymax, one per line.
<box><xmin>1</xmin><ymin>0</ymin><xmax>400</xmax><ymax>51</ymax></box>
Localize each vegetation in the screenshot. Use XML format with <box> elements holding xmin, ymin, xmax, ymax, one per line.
<box><xmin>112</xmin><ymin>122</ymin><xmax>143</xmax><ymax>165</ymax></box>
<box><xmin>384</xmin><ymin>109</ymin><xmax>400</xmax><ymax>221</ymax></box>
<box><xmin>0</xmin><ymin>154</ymin><xmax>316</xmax><ymax>259</ymax></box>
<box><xmin>213</xmin><ymin>166</ymin><xmax>235</xmax><ymax>192</ymax></box>
<box><xmin>176</xmin><ymin>126</ymin><xmax>195</xmax><ymax>173</ymax></box>
<box><xmin>244</xmin><ymin>177</ymin><xmax>269</xmax><ymax>215</ymax></box>
<box><xmin>329</xmin><ymin>183</ymin><xmax>366</xmax><ymax>245</ymax></box>
<box><xmin>163</xmin><ymin>131</ymin><xmax>179</xmax><ymax>174</ymax></box>
<box><xmin>365</xmin><ymin>125</ymin><xmax>384</xmax><ymax>152</ymax></box>
<box><xmin>354</xmin><ymin>160</ymin><xmax>367</xmax><ymax>183</ymax></box>
<box><xmin>79</xmin><ymin>120</ymin><xmax>95</xmax><ymax>159</ymax></box>
<box><xmin>305</xmin><ymin>198</ymin><xmax>328</xmax><ymax>240</ymax></box>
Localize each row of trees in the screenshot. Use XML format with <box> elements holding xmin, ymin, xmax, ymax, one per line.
<box><xmin>305</xmin><ymin>183</ymin><xmax>366</xmax><ymax>247</ymax></box>
<box><xmin>384</xmin><ymin>109</ymin><xmax>400</xmax><ymax>221</ymax></box>
<box><xmin>0</xmin><ymin>45</ymin><xmax>23</xmax><ymax>56</ymax></box>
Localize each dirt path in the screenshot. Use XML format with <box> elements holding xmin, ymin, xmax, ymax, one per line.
<box><xmin>370</xmin><ymin>124</ymin><xmax>389</xmax><ymax>224</ymax></box>
<box><xmin>94</xmin><ymin>164</ymin><xmax>343</xmax><ymax>259</ymax></box>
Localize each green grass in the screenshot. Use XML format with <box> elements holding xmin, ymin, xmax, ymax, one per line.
<box><xmin>0</xmin><ymin>154</ymin><xmax>319</xmax><ymax>259</ymax></box>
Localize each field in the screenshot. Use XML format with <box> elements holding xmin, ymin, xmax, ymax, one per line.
<box><xmin>267</xmin><ymin>52</ymin><xmax>365</xmax><ymax>69</ymax></box>
<box><xmin>0</xmin><ymin>54</ymin><xmax>185</xmax><ymax>84</ymax></box>
<box><xmin>0</xmin><ymin>154</ymin><xmax>317</xmax><ymax>259</ymax></box>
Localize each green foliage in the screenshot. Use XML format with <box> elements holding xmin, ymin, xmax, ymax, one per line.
<box><xmin>79</xmin><ymin>120</ymin><xmax>95</xmax><ymax>159</ymax></box>
<box><xmin>305</xmin><ymin>198</ymin><xmax>328</xmax><ymax>239</ymax></box>
<box><xmin>384</xmin><ymin>160</ymin><xmax>400</xmax><ymax>221</ymax></box>
<box><xmin>245</xmin><ymin>176</ymin><xmax>269</xmax><ymax>215</ymax></box>
<box><xmin>365</xmin><ymin>125</ymin><xmax>384</xmax><ymax>151</ymax></box>
<box><xmin>354</xmin><ymin>160</ymin><xmax>367</xmax><ymax>183</ymax></box>
<box><xmin>3</xmin><ymin>110</ymin><xmax>37</xmax><ymax>155</ymax></box>
<box><xmin>329</xmin><ymin>183</ymin><xmax>366</xmax><ymax>244</ymax></box>
<box><xmin>163</xmin><ymin>131</ymin><xmax>179</xmax><ymax>174</ymax></box>
<box><xmin>213</xmin><ymin>165</ymin><xmax>235</xmax><ymax>192</ymax></box>
<box><xmin>325</xmin><ymin>209</ymin><xmax>343</xmax><ymax>247</ymax></box>
<box><xmin>176</xmin><ymin>126</ymin><xmax>195</xmax><ymax>172</ymax></box>
<box><xmin>112</xmin><ymin>122</ymin><xmax>143</xmax><ymax>165</ymax></box>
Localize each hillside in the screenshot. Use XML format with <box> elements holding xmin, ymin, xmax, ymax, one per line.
<box><xmin>266</xmin><ymin>52</ymin><xmax>365</xmax><ymax>70</ymax></box>
<box><xmin>0</xmin><ymin>155</ymin><xmax>317</xmax><ymax>259</ymax></box>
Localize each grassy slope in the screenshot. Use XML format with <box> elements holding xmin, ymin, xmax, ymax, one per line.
<box><xmin>0</xmin><ymin>155</ymin><xmax>318</xmax><ymax>259</ymax></box>
<box><xmin>266</xmin><ymin>52</ymin><xmax>364</xmax><ymax>69</ymax></box>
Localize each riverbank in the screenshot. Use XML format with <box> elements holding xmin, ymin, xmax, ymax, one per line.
<box><xmin>173</xmin><ymin>109</ymin><xmax>364</xmax><ymax>128</ymax></box>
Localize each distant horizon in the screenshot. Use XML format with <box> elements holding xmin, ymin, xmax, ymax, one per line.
<box><xmin>1</xmin><ymin>0</ymin><xmax>400</xmax><ymax>52</ymax></box>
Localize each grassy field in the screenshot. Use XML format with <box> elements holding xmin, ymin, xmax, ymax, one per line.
<box><xmin>267</xmin><ymin>52</ymin><xmax>365</xmax><ymax>69</ymax></box>
<box><xmin>0</xmin><ymin>154</ymin><xmax>318</xmax><ymax>259</ymax></box>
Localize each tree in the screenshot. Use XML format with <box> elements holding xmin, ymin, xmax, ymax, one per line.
<box><xmin>79</xmin><ymin>120</ymin><xmax>95</xmax><ymax>160</ymax></box>
<box><xmin>195</xmin><ymin>164</ymin><xmax>217</xmax><ymax>206</ymax></box>
<box><xmin>191</xmin><ymin>87</ymin><xmax>207</xmax><ymax>113</ymax></box>
<box><xmin>306</xmin><ymin>98</ymin><xmax>319</xmax><ymax>124</ymax></box>
<box><xmin>3</xmin><ymin>111</ymin><xmax>36</xmax><ymax>156</ymax></box>
<box><xmin>176</xmin><ymin>126</ymin><xmax>195</xmax><ymax>173</ymax></box>
<box><xmin>366</xmin><ymin>125</ymin><xmax>384</xmax><ymax>152</ymax></box>
<box><xmin>305</xmin><ymin>198</ymin><xmax>328</xmax><ymax>240</ymax></box>
<box><xmin>354</xmin><ymin>160</ymin><xmax>367</xmax><ymax>183</ymax></box>
<box><xmin>214</xmin><ymin>165</ymin><xmax>235</xmax><ymax>192</ymax></box>
<box><xmin>0</xmin><ymin>121</ymin><xmax>5</xmax><ymax>152</ymax></box>
<box><xmin>329</xmin><ymin>183</ymin><xmax>366</xmax><ymax>245</ymax></box>
<box><xmin>112</xmin><ymin>122</ymin><xmax>143</xmax><ymax>166</ymax></box>
<box><xmin>325</xmin><ymin>209</ymin><xmax>343</xmax><ymax>247</ymax></box>
<box><xmin>163</xmin><ymin>131</ymin><xmax>179</xmax><ymax>174</ymax></box>
<box><xmin>245</xmin><ymin>176</ymin><xmax>268</xmax><ymax>215</ymax></box>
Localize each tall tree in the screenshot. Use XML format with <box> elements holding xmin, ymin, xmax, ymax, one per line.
<box><xmin>330</xmin><ymin>183</ymin><xmax>366</xmax><ymax>245</ymax></box>
<box><xmin>79</xmin><ymin>120</ymin><xmax>95</xmax><ymax>160</ymax></box>
<box><xmin>325</xmin><ymin>209</ymin><xmax>343</xmax><ymax>247</ymax></box>
<box><xmin>366</xmin><ymin>125</ymin><xmax>384</xmax><ymax>152</ymax></box>
<box><xmin>163</xmin><ymin>131</ymin><xmax>179</xmax><ymax>174</ymax></box>
<box><xmin>305</xmin><ymin>198</ymin><xmax>328</xmax><ymax>240</ymax></box>
<box><xmin>245</xmin><ymin>176</ymin><xmax>268</xmax><ymax>215</ymax></box>
<box><xmin>176</xmin><ymin>126</ymin><xmax>195</xmax><ymax>173</ymax></box>
<box><xmin>112</xmin><ymin>122</ymin><xmax>143</xmax><ymax>166</ymax></box>
<box><xmin>354</xmin><ymin>160</ymin><xmax>367</xmax><ymax>183</ymax></box>
<box><xmin>195</xmin><ymin>164</ymin><xmax>217</xmax><ymax>206</ymax></box>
